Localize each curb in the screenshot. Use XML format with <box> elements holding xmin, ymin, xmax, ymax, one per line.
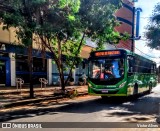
<box><xmin>0</xmin><ymin>92</ymin><xmax>91</xmax><ymax>122</ymax></box>
<box><xmin>0</xmin><ymin>86</ymin><xmax>87</xmax><ymax>95</ymax></box>
<box><xmin>0</xmin><ymin>92</ymin><xmax>88</xmax><ymax>109</ymax></box>
<box><xmin>0</xmin><ymin>89</ymin><xmax>54</xmax><ymax>95</ymax></box>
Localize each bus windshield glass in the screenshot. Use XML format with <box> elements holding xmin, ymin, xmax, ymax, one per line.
<box><xmin>89</xmin><ymin>58</ymin><xmax>124</xmax><ymax>80</ymax></box>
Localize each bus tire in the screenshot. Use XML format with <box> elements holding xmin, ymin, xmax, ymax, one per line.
<box><xmin>149</xmin><ymin>82</ymin><xmax>152</xmax><ymax>93</ymax></box>
<box><xmin>133</xmin><ymin>83</ymin><xmax>138</xmax><ymax>95</ymax></box>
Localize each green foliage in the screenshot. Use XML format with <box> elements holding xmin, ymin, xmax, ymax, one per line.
<box><xmin>77</xmin><ymin>0</ymin><xmax>127</xmax><ymax>51</ymax></box>
<box><xmin>145</xmin><ymin>25</ymin><xmax>160</xmax><ymax>49</ymax></box>
<box><xmin>59</xmin><ymin>0</ymin><xmax>80</xmax><ymax>13</ymax></box>
<box><xmin>0</xmin><ymin>0</ymin><xmax>127</xmax><ymax>89</ymax></box>
<box><xmin>145</xmin><ymin>2</ymin><xmax>160</xmax><ymax>49</ymax></box>
<box><xmin>68</xmin><ymin>15</ymin><xmax>75</xmax><ymax>21</ymax></box>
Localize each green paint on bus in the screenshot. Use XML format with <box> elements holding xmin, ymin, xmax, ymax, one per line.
<box><xmin>87</xmin><ymin>49</ymin><xmax>157</xmax><ymax>97</ymax></box>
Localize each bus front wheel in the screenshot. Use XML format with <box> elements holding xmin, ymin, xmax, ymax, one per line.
<box><xmin>133</xmin><ymin>83</ymin><xmax>138</xmax><ymax>95</ymax></box>
<box><xmin>149</xmin><ymin>82</ymin><xmax>152</xmax><ymax>93</ymax></box>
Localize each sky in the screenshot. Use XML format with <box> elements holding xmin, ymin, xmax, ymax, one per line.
<box><xmin>135</xmin><ymin>0</ymin><xmax>160</xmax><ymax>66</ymax></box>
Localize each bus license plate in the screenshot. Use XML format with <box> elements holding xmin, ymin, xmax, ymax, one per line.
<box><xmin>101</xmin><ymin>90</ymin><xmax>108</xmax><ymax>93</ymax></box>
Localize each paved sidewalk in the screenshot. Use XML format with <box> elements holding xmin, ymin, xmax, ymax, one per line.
<box><xmin>0</xmin><ymin>85</ymin><xmax>88</xmax><ymax>109</ymax></box>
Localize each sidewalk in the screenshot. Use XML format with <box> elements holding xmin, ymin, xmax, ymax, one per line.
<box><xmin>1</xmin><ymin>83</ymin><xmax>159</xmax><ymax>110</ymax></box>
<box><xmin>0</xmin><ymin>85</ymin><xmax>88</xmax><ymax>109</ymax></box>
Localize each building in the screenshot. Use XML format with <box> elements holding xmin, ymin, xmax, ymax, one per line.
<box><xmin>0</xmin><ymin>23</ymin><xmax>94</xmax><ymax>86</ymax></box>
<box><xmin>0</xmin><ymin>0</ymin><xmax>137</xmax><ymax>87</ymax></box>
<box><xmin>115</xmin><ymin>0</ymin><xmax>134</xmax><ymax>51</ymax></box>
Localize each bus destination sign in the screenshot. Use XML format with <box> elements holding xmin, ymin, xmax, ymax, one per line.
<box><xmin>95</xmin><ymin>51</ymin><xmax>121</xmax><ymax>57</ymax></box>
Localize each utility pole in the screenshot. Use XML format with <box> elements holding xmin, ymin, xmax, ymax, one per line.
<box><xmin>131</xmin><ymin>6</ymin><xmax>135</xmax><ymax>52</ymax></box>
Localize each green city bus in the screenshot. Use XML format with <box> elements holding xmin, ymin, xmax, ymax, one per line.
<box><xmin>87</xmin><ymin>49</ymin><xmax>157</xmax><ymax>98</ymax></box>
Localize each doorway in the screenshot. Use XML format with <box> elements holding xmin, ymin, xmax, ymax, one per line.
<box><xmin>0</xmin><ymin>60</ymin><xmax>6</xmax><ymax>85</ymax></box>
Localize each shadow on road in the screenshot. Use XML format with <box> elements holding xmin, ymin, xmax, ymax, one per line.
<box><xmin>1</xmin><ymin>91</ymin><xmax>160</xmax><ymax>122</ymax></box>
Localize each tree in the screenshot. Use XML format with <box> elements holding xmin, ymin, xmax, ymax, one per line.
<box><xmin>0</xmin><ymin>0</ymin><xmax>128</xmax><ymax>95</ymax></box>
<box><xmin>145</xmin><ymin>2</ymin><xmax>160</xmax><ymax>50</ymax></box>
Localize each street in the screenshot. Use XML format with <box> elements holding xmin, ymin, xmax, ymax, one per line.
<box><xmin>1</xmin><ymin>84</ymin><xmax>160</xmax><ymax>131</ymax></box>
<box><xmin>0</xmin><ymin>0</ymin><xmax>160</xmax><ymax>131</ymax></box>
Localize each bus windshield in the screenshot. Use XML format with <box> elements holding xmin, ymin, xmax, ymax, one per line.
<box><xmin>89</xmin><ymin>58</ymin><xmax>124</xmax><ymax>80</ymax></box>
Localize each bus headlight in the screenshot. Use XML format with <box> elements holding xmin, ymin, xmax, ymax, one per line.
<box><xmin>88</xmin><ymin>83</ymin><xmax>92</xmax><ymax>88</ymax></box>
<box><xmin>88</xmin><ymin>83</ymin><xmax>92</xmax><ymax>87</ymax></box>
<box><xmin>119</xmin><ymin>81</ymin><xmax>126</xmax><ymax>88</ymax></box>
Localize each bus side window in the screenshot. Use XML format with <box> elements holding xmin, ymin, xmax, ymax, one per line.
<box><xmin>151</xmin><ymin>64</ymin><xmax>156</xmax><ymax>74</ymax></box>
<box><xmin>119</xmin><ymin>59</ymin><xmax>124</xmax><ymax>76</ymax></box>
<box><xmin>154</xmin><ymin>64</ymin><xmax>157</xmax><ymax>73</ymax></box>
<box><xmin>127</xmin><ymin>56</ymin><xmax>134</xmax><ymax>73</ymax></box>
<box><xmin>148</xmin><ymin>63</ymin><xmax>152</xmax><ymax>73</ymax></box>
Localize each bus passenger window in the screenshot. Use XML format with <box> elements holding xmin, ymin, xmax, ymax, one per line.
<box><xmin>119</xmin><ymin>59</ymin><xmax>124</xmax><ymax>76</ymax></box>
<box><xmin>127</xmin><ymin>56</ymin><xmax>134</xmax><ymax>73</ymax></box>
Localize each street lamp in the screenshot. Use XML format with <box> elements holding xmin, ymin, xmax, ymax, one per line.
<box><xmin>131</xmin><ymin>0</ymin><xmax>142</xmax><ymax>52</ymax></box>
<box><xmin>131</xmin><ymin>7</ymin><xmax>135</xmax><ymax>52</ymax></box>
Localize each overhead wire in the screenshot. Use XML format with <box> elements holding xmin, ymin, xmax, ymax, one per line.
<box><xmin>115</xmin><ymin>40</ymin><xmax>160</xmax><ymax>63</ymax></box>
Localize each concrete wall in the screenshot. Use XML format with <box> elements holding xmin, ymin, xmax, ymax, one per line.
<box><xmin>9</xmin><ymin>53</ymin><xmax>16</xmax><ymax>86</ymax></box>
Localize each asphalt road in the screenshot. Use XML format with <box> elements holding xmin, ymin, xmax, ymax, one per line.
<box><xmin>1</xmin><ymin>84</ymin><xmax>160</xmax><ymax>131</ymax></box>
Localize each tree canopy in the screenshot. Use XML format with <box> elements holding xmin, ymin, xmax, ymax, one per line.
<box><xmin>145</xmin><ymin>2</ymin><xmax>160</xmax><ymax>50</ymax></box>
<box><xmin>0</xmin><ymin>0</ymin><xmax>128</xmax><ymax>90</ymax></box>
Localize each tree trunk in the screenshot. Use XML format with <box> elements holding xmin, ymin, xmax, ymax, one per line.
<box><xmin>59</xmin><ymin>70</ymin><xmax>65</xmax><ymax>91</ymax></box>
<box><xmin>60</xmin><ymin>60</ymin><xmax>65</xmax><ymax>91</ymax></box>
<box><xmin>65</xmin><ymin>32</ymin><xmax>86</xmax><ymax>85</ymax></box>
<box><xmin>23</xmin><ymin>0</ymin><xmax>34</xmax><ymax>98</ymax></box>
<box><xmin>57</xmin><ymin>39</ymin><xmax>66</xmax><ymax>91</ymax></box>
<box><xmin>28</xmin><ymin>45</ymin><xmax>34</xmax><ymax>98</ymax></box>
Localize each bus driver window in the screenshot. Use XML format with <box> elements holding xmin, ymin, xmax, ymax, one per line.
<box><xmin>104</xmin><ymin>64</ymin><xmax>115</xmax><ymax>79</ymax></box>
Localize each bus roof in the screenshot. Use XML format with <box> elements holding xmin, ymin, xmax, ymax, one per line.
<box><xmin>90</xmin><ymin>48</ymin><xmax>156</xmax><ymax>65</ymax></box>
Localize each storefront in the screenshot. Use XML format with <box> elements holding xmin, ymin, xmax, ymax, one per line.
<box><xmin>0</xmin><ymin>44</ymin><xmax>90</xmax><ymax>87</ymax></box>
<box><xmin>0</xmin><ymin>44</ymin><xmax>52</xmax><ymax>87</ymax></box>
<box><xmin>0</xmin><ymin>60</ymin><xmax>6</xmax><ymax>85</ymax></box>
<box><xmin>0</xmin><ymin>52</ymin><xmax>11</xmax><ymax>86</ymax></box>
<box><xmin>16</xmin><ymin>55</ymin><xmax>47</xmax><ymax>84</ymax></box>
